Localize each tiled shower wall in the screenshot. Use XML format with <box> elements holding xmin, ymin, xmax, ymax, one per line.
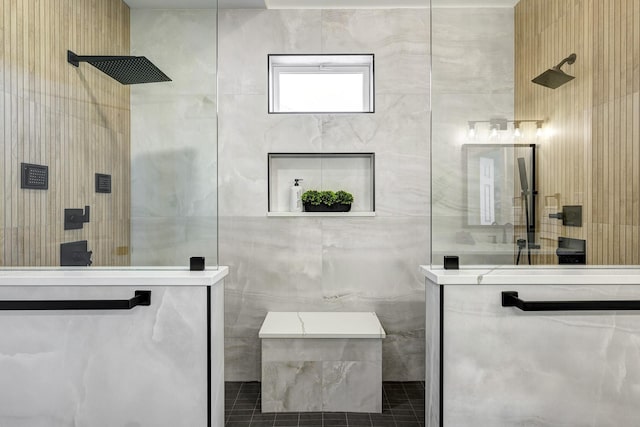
<box><xmin>1</xmin><ymin>0</ymin><xmax>131</xmax><ymax>266</ymax></box>
<box><xmin>218</xmin><ymin>9</ymin><xmax>430</xmax><ymax>381</ymax></box>
<box><xmin>130</xmin><ymin>10</ymin><xmax>218</xmax><ymax>266</ymax></box>
<box><xmin>430</xmin><ymin>7</ymin><xmax>516</xmax><ymax>265</ymax></box>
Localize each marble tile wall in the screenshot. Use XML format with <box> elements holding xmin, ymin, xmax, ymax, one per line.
<box><xmin>430</xmin><ymin>7</ymin><xmax>516</xmax><ymax>266</ymax></box>
<box><xmin>261</xmin><ymin>338</ymin><xmax>382</xmax><ymax>413</ymax></box>
<box><xmin>0</xmin><ymin>286</ymin><xmax>211</xmax><ymax>426</ymax></box>
<box><xmin>130</xmin><ymin>10</ymin><xmax>218</xmax><ymax>266</ymax></box>
<box><xmin>219</xmin><ymin>9</ymin><xmax>430</xmax><ymax>381</ymax></box>
<box><xmin>439</xmin><ymin>283</ymin><xmax>640</xmax><ymax>426</ymax></box>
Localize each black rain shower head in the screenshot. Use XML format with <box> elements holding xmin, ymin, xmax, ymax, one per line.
<box><xmin>532</xmin><ymin>53</ymin><xmax>577</xmax><ymax>89</ymax></box>
<box><xmin>67</xmin><ymin>50</ymin><xmax>171</xmax><ymax>85</ymax></box>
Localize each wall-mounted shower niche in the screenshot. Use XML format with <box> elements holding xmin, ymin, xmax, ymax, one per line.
<box><xmin>268</xmin><ymin>153</ymin><xmax>375</xmax><ymax>217</ymax></box>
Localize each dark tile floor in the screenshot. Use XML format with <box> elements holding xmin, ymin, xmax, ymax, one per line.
<box><xmin>225</xmin><ymin>381</ymin><xmax>425</xmax><ymax>427</ymax></box>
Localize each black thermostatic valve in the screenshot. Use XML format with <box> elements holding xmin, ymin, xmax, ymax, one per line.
<box><xmin>64</xmin><ymin>206</ymin><xmax>90</xmax><ymax>230</ymax></box>
<box><xmin>190</xmin><ymin>257</ymin><xmax>205</xmax><ymax>271</ymax></box>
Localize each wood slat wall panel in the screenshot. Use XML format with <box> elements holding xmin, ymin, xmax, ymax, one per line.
<box><xmin>515</xmin><ymin>0</ymin><xmax>640</xmax><ymax>265</ymax></box>
<box><xmin>0</xmin><ymin>0</ymin><xmax>130</xmax><ymax>266</ymax></box>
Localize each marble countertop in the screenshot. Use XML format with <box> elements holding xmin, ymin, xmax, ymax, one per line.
<box><xmin>421</xmin><ymin>265</ymin><xmax>640</xmax><ymax>285</ymax></box>
<box><xmin>0</xmin><ymin>266</ymin><xmax>228</xmax><ymax>286</ymax></box>
<box><xmin>259</xmin><ymin>312</ymin><xmax>386</xmax><ymax>339</ymax></box>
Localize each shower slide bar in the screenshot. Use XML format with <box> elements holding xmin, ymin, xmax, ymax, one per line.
<box><xmin>0</xmin><ymin>290</ymin><xmax>151</xmax><ymax>311</ymax></box>
<box><xmin>502</xmin><ymin>291</ymin><xmax>640</xmax><ymax>311</ymax></box>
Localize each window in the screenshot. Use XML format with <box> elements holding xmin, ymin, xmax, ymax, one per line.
<box><xmin>268</xmin><ymin>54</ymin><xmax>374</xmax><ymax>113</ymax></box>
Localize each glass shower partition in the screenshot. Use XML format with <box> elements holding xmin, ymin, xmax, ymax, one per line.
<box><xmin>0</xmin><ymin>1</ymin><xmax>219</xmax><ymax>269</ymax></box>
<box><xmin>130</xmin><ymin>4</ymin><xmax>219</xmax><ymax>268</ymax></box>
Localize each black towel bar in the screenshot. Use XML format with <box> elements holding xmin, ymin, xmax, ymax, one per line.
<box><xmin>0</xmin><ymin>290</ymin><xmax>151</xmax><ymax>311</ymax></box>
<box><xmin>502</xmin><ymin>291</ymin><xmax>640</xmax><ymax>311</ymax></box>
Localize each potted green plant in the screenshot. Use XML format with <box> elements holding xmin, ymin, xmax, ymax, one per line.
<box><xmin>301</xmin><ymin>190</ymin><xmax>353</xmax><ymax>212</ymax></box>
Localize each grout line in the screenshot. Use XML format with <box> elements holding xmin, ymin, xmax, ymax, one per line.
<box><xmin>382</xmin><ymin>386</ymin><xmax>397</xmax><ymax>427</ymax></box>
<box><xmin>225</xmin><ymin>382</ymin><xmax>425</xmax><ymax>427</ymax></box>
<box><xmin>227</xmin><ymin>384</ymin><xmax>241</xmax><ymax>424</ymax></box>
<box><xmin>248</xmin><ymin>387</ymin><xmax>256</xmax><ymax>426</ymax></box>
<box><xmin>403</xmin><ymin>382</ymin><xmax>421</xmax><ymax>424</ymax></box>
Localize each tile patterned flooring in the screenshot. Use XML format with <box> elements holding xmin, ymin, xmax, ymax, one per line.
<box><xmin>225</xmin><ymin>381</ymin><xmax>425</xmax><ymax>427</ymax></box>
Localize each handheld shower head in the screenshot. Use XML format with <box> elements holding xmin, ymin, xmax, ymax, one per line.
<box><xmin>532</xmin><ymin>53</ymin><xmax>577</xmax><ymax>89</ymax></box>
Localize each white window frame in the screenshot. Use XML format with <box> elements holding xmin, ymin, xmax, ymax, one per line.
<box><xmin>268</xmin><ymin>54</ymin><xmax>375</xmax><ymax>114</ymax></box>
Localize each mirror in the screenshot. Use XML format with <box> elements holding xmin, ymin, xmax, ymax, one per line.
<box><xmin>463</xmin><ymin>144</ymin><xmax>535</xmax><ymax>229</ymax></box>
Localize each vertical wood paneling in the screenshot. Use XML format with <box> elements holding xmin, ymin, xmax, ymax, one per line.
<box><xmin>515</xmin><ymin>0</ymin><xmax>640</xmax><ymax>265</ymax></box>
<box><xmin>0</xmin><ymin>0</ymin><xmax>4</xmax><ymax>265</ymax></box>
<box><xmin>0</xmin><ymin>0</ymin><xmax>130</xmax><ymax>266</ymax></box>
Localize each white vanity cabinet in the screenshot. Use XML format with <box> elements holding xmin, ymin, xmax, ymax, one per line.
<box><xmin>422</xmin><ymin>267</ymin><xmax>640</xmax><ymax>427</ymax></box>
<box><xmin>0</xmin><ymin>268</ymin><xmax>227</xmax><ymax>427</ymax></box>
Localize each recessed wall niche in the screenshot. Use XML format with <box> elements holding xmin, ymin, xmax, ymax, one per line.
<box><xmin>267</xmin><ymin>153</ymin><xmax>375</xmax><ymax>216</ymax></box>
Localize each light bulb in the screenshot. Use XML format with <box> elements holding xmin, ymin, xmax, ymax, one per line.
<box><xmin>490</xmin><ymin>127</ymin><xmax>498</xmax><ymax>138</ymax></box>
<box><xmin>468</xmin><ymin>122</ymin><xmax>476</xmax><ymax>139</ymax></box>
<box><xmin>536</xmin><ymin>121</ymin><xmax>544</xmax><ymax>137</ymax></box>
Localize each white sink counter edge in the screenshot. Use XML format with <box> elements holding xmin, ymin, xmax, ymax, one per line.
<box><xmin>0</xmin><ymin>266</ymin><xmax>229</xmax><ymax>286</ymax></box>
<box><xmin>421</xmin><ymin>265</ymin><xmax>640</xmax><ymax>285</ymax></box>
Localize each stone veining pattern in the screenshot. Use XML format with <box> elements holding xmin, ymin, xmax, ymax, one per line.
<box><xmin>0</xmin><ymin>285</ymin><xmax>218</xmax><ymax>426</ymax></box>
<box><xmin>262</xmin><ymin>338</ymin><xmax>383</xmax><ymax>413</ymax></box>
<box><xmin>219</xmin><ymin>8</ymin><xmax>429</xmax><ymax>382</ymax></box>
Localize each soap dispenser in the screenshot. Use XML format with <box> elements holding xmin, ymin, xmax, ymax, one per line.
<box><xmin>290</xmin><ymin>179</ymin><xmax>303</xmax><ymax>212</ymax></box>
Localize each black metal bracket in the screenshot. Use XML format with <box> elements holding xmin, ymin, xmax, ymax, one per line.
<box><xmin>64</xmin><ymin>206</ymin><xmax>90</xmax><ymax>230</ymax></box>
<box><xmin>443</xmin><ymin>256</ymin><xmax>459</xmax><ymax>270</ymax></box>
<box><xmin>0</xmin><ymin>290</ymin><xmax>151</xmax><ymax>310</ymax></box>
<box><xmin>68</xmin><ymin>50</ymin><xmax>131</xmax><ymax>67</ymax></box>
<box><xmin>502</xmin><ymin>291</ymin><xmax>640</xmax><ymax>311</ymax></box>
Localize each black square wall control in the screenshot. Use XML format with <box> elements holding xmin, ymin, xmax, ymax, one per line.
<box><xmin>95</xmin><ymin>173</ymin><xmax>112</xmax><ymax>193</ymax></box>
<box><xmin>21</xmin><ymin>163</ymin><xmax>48</xmax><ymax>190</ymax></box>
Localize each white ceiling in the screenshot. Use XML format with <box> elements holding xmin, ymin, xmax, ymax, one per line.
<box><xmin>124</xmin><ymin>0</ymin><xmax>517</xmax><ymax>8</ymax></box>
<box><xmin>432</xmin><ymin>0</ymin><xmax>518</xmax><ymax>6</ymax></box>
<box><xmin>123</xmin><ymin>0</ymin><xmax>264</xmax><ymax>8</ymax></box>
<box><xmin>265</xmin><ymin>0</ymin><xmax>429</xmax><ymax>8</ymax></box>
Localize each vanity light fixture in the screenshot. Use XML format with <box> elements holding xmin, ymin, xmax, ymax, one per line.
<box><xmin>467</xmin><ymin>121</ymin><xmax>476</xmax><ymax>139</ymax></box>
<box><xmin>465</xmin><ymin>118</ymin><xmax>544</xmax><ymax>140</ymax></box>
<box><xmin>489</xmin><ymin>118</ymin><xmax>507</xmax><ymax>139</ymax></box>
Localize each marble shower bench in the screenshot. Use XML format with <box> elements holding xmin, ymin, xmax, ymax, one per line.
<box><xmin>258</xmin><ymin>312</ymin><xmax>386</xmax><ymax>413</ymax></box>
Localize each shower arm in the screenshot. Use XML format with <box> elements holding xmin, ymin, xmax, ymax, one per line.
<box><xmin>553</xmin><ymin>53</ymin><xmax>577</xmax><ymax>71</ymax></box>
<box><xmin>67</xmin><ymin>50</ymin><xmax>133</xmax><ymax>67</ymax></box>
